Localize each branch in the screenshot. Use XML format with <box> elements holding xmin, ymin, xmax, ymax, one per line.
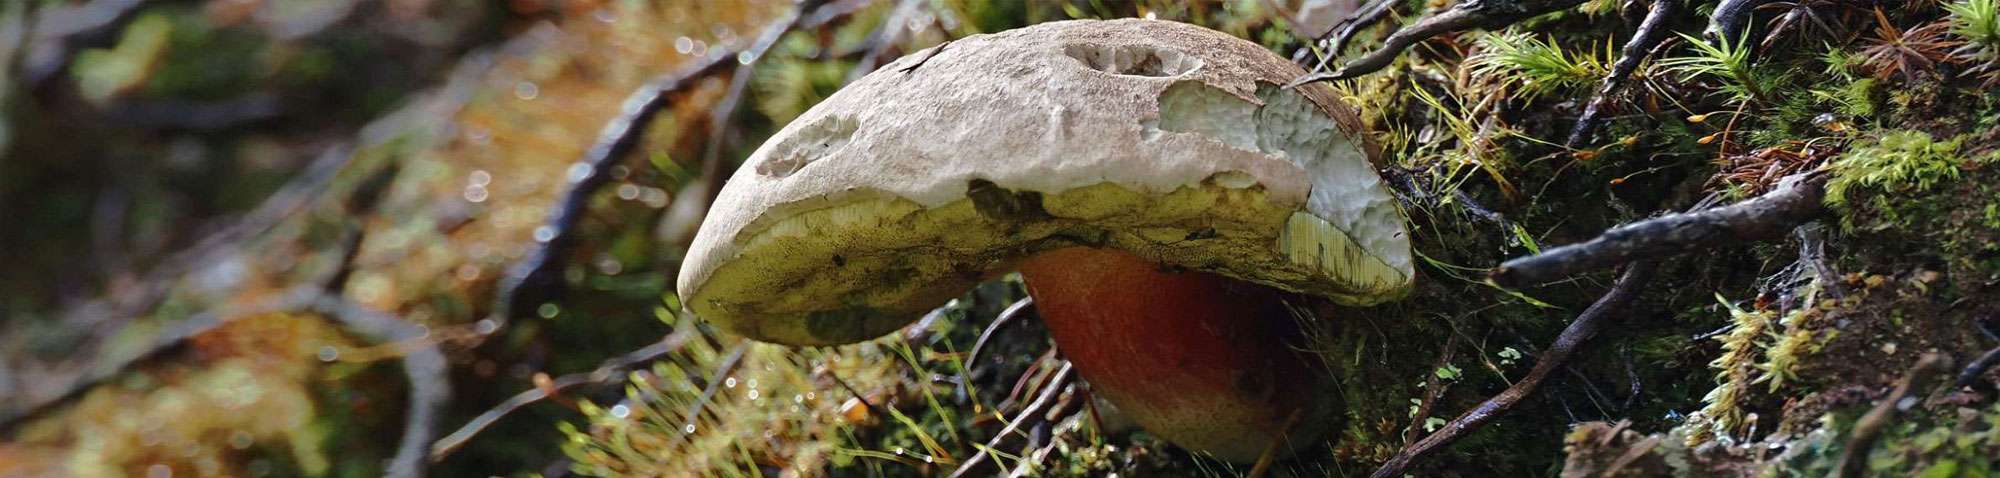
<box><xmin>1490</xmin><ymin>172</ymin><xmax>1826</xmax><ymax>288</ymax></box>
<box><xmin>427</xmin><ymin>327</ymin><xmax>700</xmax><ymax>462</ymax></box>
<box><xmin>1567</xmin><ymin>0</ymin><xmax>1679</xmax><ymax>148</ymax></box>
<box><xmin>1320</xmin><ymin>0</ymin><xmax>1400</xmax><ymax>65</ymax></box>
<box><xmin>1288</xmin><ymin>0</ymin><xmax>1590</xmax><ymax>85</ymax></box>
<box><xmin>2</xmin><ymin>288</ymin><xmax>449</xmax><ymax>478</ymax></box>
<box><xmin>1835</xmin><ymin>353</ymin><xmax>1951</xmax><ymax>478</ymax></box>
<box><xmin>1370</xmin><ymin>261</ymin><xmax>1656</xmax><ymax>478</ymax></box>
<box><xmin>1703</xmin><ymin>0</ymin><xmax>1769</xmax><ymax>44</ymax></box>
<box><xmin>1957</xmin><ymin>320</ymin><xmax>2000</xmax><ymax>389</ymax></box>
<box><xmin>497</xmin><ymin>0</ymin><xmax>856</xmax><ymax>321</ymax></box>
<box><xmin>306</xmin><ymin>296</ymin><xmax>449</xmax><ymax>478</ymax></box>
<box><xmin>844</xmin><ymin>0</ymin><xmax>927</xmax><ymax>82</ymax></box>
<box><xmin>949</xmin><ymin>361</ymin><xmax>1073</xmax><ymax>478</ymax></box>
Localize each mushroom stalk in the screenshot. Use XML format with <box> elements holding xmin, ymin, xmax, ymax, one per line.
<box><xmin>1016</xmin><ymin>246</ymin><xmax>1332</xmax><ymax>461</ymax></box>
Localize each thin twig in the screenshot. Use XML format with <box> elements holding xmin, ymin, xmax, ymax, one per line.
<box><xmin>1405</xmin><ymin>333</ymin><xmax>1461</xmax><ymax>444</ymax></box>
<box><xmin>1319</xmin><ymin>0</ymin><xmax>1400</xmax><ymax>65</ymax></box>
<box><xmin>1704</xmin><ymin>0</ymin><xmax>1770</xmax><ymax>44</ymax></box>
<box><xmin>1567</xmin><ymin>0</ymin><xmax>1679</xmax><ymax>148</ymax></box>
<box><xmin>498</xmin><ymin>0</ymin><xmax>846</xmax><ymax>321</ymax></box>
<box><xmin>845</xmin><ymin>0</ymin><xmax>926</xmax><ymax>82</ymax></box>
<box><xmin>22</xmin><ymin>0</ymin><xmax>146</xmax><ymax>84</ymax></box>
<box><xmin>428</xmin><ymin>327</ymin><xmax>700</xmax><ymax>462</ymax></box>
<box><xmin>1288</xmin><ymin>0</ymin><xmax>1591</xmax><ymax>85</ymax></box>
<box><xmin>1956</xmin><ymin>319</ymin><xmax>2000</xmax><ymax>389</ymax></box>
<box><xmin>1835</xmin><ymin>353</ymin><xmax>1951</xmax><ymax>478</ymax></box>
<box><xmin>1490</xmin><ymin>172</ymin><xmax>1826</xmax><ymax>288</ymax></box>
<box><xmin>677</xmin><ymin>342</ymin><xmax>749</xmax><ymax>445</ymax></box>
<box><xmin>1370</xmin><ymin>261</ymin><xmax>1657</xmax><ymax>478</ymax></box>
<box><xmin>1958</xmin><ymin>346</ymin><xmax>2000</xmax><ymax>390</ymax></box>
<box><xmin>963</xmin><ymin>298</ymin><xmax>1037</xmax><ymax>380</ymax></box>
<box><xmin>307</xmin><ymin>296</ymin><xmax>449</xmax><ymax>478</ymax></box>
<box><xmin>950</xmin><ymin>361</ymin><xmax>1073</xmax><ymax>478</ymax></box>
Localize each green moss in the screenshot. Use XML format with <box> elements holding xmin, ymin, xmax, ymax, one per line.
<box><xmin>1826</xmin><ymin>130</ymin><xmax>1967</xmax><ymax>210</ymax></box>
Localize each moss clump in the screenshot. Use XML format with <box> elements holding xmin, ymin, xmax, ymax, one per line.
<box><xmin>1826</xmin><ymin>130</ymin><xmax>1967</xmax><ymax>210</ymax></box>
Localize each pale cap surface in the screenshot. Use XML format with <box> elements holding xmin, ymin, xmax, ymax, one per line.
<box><xmin>679</xmin><ymin>19</ymin><xmax>1411</xmax><ymax>345</ymax></box>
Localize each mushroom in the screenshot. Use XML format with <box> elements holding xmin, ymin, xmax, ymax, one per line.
<box><xmin>678</xmin><ymin>19</ymin><xmax>1411</xmax><ymax>462</ymax></box>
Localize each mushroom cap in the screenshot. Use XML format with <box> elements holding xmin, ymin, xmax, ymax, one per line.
<box><xmin>679</xmin><ymin>19</ymin><xmax>1411</xmax><ymax>345</ymax></box>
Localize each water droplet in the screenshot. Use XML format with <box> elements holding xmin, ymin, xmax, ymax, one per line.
<box><xmin>642</xmin><ymin>188</ymin><xmax>669</xmax><ymax>208</ymax></box>
<box><xmin>675</xmin><ymin>37</ymin><xmax>694</xmax><ymax>54</ymax></box>
<box><xmin>747</xmin><ymin>389</ymin><xmax>759</xmax><ymax>400</ymax></box>
<box><xmin>454</xmin><ymin>264</ymin><xmax>482</xmax><ymax>281</ymax></box>
<box><xmin>737</xmin><ymin>51</ymin><xmax>756</xmax><ymax>65</ymax></box>
<box><xmin>513</xmin><ymin>82</ymin><xmax>540</xmax><ymax>101</ymax></box>
<box><xmin>746</xmin><ymin>379</ymin><xmax>759</xmax><ymax>388</ymax></box>
<box><xmin>617</xmin><ymin>184</ymin><xmax>641</xmax><ymax>200</ymax></box>
<box><xmin>317</xmin><ymin>346</ymin><xmax>339</xmax><ymax>362</ymax></box>
<box><xmin>924</xmin><ymin>455</ymin><xmax>934</xmax><ymax>464</ymax></box>
<box><xmin>475</xmin><ymin>319</ymin><xmax>500</xmax><ymax>334</ymax></box>
<box><xmin>468</xmin><ymin>170</ymin><xmax>492</xmax><ymax>186</ymax></box>
<box><xmin>609</xmin><ymin>405</ymin><xmax>630</xmax><ymax>418</ymax></box>
<box><xmin>893</xmin><ymin>447</ymin><xmax>905</xmax><ymax>455</ymax></box>
<box><xmin>724</xmin><ymin>377</ymin><xmax>737</xmax><ymax>388</ymax></box>
<box><xmin>683</xmin><ymin>423</ymin><xmax>697</xmax><ymax>434</ymax></box>
<box><xmin>463</xmin><ymin>185</ymin><xmax>489</xmax><ymax>203</ymax></box>
<box><xmin>537</xmin><ymin>303</ymin><xmax>561</xmax><ymax>318</ymax></box>
<box><xmin>533</xmin><ymin>226</ymin><xmax>557</xmax><ymax>243</ymax></box>
<box><xmin>793</xmin><ymin>394</ymin><xmax>804</xmax><ymax>403</ymax></box>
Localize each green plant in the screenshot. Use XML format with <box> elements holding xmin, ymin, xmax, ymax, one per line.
<box><xmin>1946</xmin><ymin>0</ymin><xmax>2000</xmax><ymax>84</ymax></box>
<box><xmin>1469</xmin><ymin>31</ymin><xmax>1608</xmax><ymax>100</ymax></box>
<box><xmin>1690</xmin><ymin>294</ymin><xmax>1776</xmax><ymax>445</ymax></box>
<box><xmin>1825</xmin><ymin>130</ymin><xmax>1966</xmax><ymax>207</ymax></box>
<box><xmin>1659</xmin><ymin>32</ymin><xmax>1775</xmax><ymax>104</ymax></box>
<box><xmin>1857</xmin><ymin>9</ymin><xmax>1956</xmax><ymax>81</ymax></box>
<box><xmin>1947</xmin><ymin>0</ymin><xmax>2000</xmax><ymax>49</ymax></box>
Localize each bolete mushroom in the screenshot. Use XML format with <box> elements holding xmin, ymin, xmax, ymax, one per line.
<box><xmin>678</xmin><ymin>19</ymin><xmax>1411</xmax><ymax>461</ymax></box>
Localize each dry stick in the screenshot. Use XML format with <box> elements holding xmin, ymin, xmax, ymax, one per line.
<box><xmin>962</xmin><ymin>298</ymin><xmax>1037</xmax><ymax>380</ymax></box>
<box><xmin>950</xmin><ymin>361</ymin><xmax>1074</xmax><ymax>478</ymax></box>
<box><xmin>1703</xmin><ymin>0</ymin><xmax>1770</xmax><ymax>44</ymax></box>
<box><xmin>1566</xmin><ymin>0</ymin><xmax>1679</xmax><ymax>148</ymax></box>
<box><xmin>21</xmin><ymin>0</ymin><xmax>146</xmax><ymax>84</ymax></box>
<box><xmin>427</xmin><ymin>326</ymin><xmax>700</xmax><ymax>462</ymax></box>
<box><xmin>307</xmin><ymin>296</ymin><xmax>449</xmax><ymax>478</ymax></box>
<box><xmin>844</xmin><ymin>0</ymin><xmax>927</xmax><ymax>82</ymax></box>
<box><xmin>676</xmin><ymin>342</ymin><xmax>749</xmax><ymax>444</ymax></box>
<box><xmin>1835</xmin><ymin>353</ymin><xmax>1952</xmax><ymax>478</ymax></box>
<box><xmin>498</xmin><ymin>0</ymin><xmax>844</xmax><ymax>321</ymax></box>
<box><xmin>1489</xmin><ymin>172</ymin><xmax>1826</xmax><ymax>288</ymax></box>
<box><xmin>1957</xmin><ymin>346</ymin><xmax>2000</xmax><ymax>389</ymax></box>
<box><xmin>0</xmin><ymin>288</ymin><xmax>447</xmax><ymax>473</ymax></box>
<box><xmin>1288</xmin><ymin>0</ymin><xmax>1591</xmax><ymax>85</ymax></box>
<box><xmin>1317</xmin><ymin>0</ymin><xmax>1401</xmax><ymax>67</ymax></box>
<box><xmin>1404</xmin><ymin>333</ymin><xmax>1461</xmax><ymax>445</ymax></box>
<box><xmin>1369</xmin><ymin>261</ymin><xmax>1657</xmax><ymax>478</ymax></box>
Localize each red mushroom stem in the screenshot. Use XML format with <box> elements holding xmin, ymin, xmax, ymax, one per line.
<box><xmin>1015</xmin><ymin>246</ymin><xmax>1333</xmax><ymax>461</ymax></box>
